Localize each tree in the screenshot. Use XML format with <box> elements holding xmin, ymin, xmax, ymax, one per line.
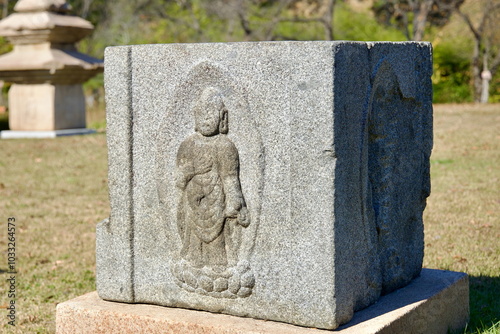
<box><xmin>278</xmin><ymin>0</ymin><xmax>337</xmax><ymax>40</ymax></box>
<box><xmin>71</xmin><ymin>0</ymin><xmax>108</xmax><ymax>23</ymax></box>
<box><xmin>456</xmin><ymin>0</ymin><xmax>500</xmax><ymax>103</ymax></box>
<box><xmin>1</xmin><ymin>0</ymin><xmax>16</xmax><ymax>19</ymax></box>
<box><xmin>372</xmin><ymin>0</ymin><xmax>464</xmax><ymax>41</ymax></box>
<box><xmin>204</xmin><ymin>0</ymin><xmax>338</xmax><ymax>41</ymax></box>
<box><xmin>2</xmin><ymin>0</ymin><xmax>8</xmax><ymax>18</ymax></box>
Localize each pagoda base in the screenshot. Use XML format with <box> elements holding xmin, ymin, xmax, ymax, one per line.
<box><xmin>8</xmin><ymin>83</ymin><xmax>86</xmax><ymax>131</ymax></box>
<box><xmin>1</xmin><ymin>128</ymin><xmax>96</xmax><ymax>139</ymax></box>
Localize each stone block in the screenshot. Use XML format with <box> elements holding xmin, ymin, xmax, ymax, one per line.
<box><xmin>57</xmin><ymin>269</ymin><xmax>469</xmax><ymax>334</ymax></box>
<box><xmin>8</xmin><ymin>83</ymin><xmax>86</xmax><ymax>131</ymax></box>
<box><xmin>97</xmin><ymin>41</ymin><xmax>433</xmax><ymax>329</ymax></box>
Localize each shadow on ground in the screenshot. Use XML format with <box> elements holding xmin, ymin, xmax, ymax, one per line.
<box><xmin>467</xmin><ymin>275</ymin><xmax>500</xmax><ymax>333</ymax></box>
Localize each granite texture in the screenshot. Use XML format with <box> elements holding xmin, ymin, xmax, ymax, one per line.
<box><xmin>59</xmin><ymin>269</ymin><xmax>468</xmax><ymax>334</ymax></box>
<box><xmin>97</xmin><ymin>41</ymin><xmax>433</xmax><ymax>330</ymax></box>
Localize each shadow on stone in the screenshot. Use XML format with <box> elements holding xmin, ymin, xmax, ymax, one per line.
<box><xmin>338</xmin><ymin>268</ymin><xmax>468</xmax><ymax>331</ymax></box>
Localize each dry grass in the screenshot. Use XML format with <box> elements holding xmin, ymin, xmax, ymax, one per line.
<box><xmin>0</xmin><ymin>103</ymin><xmax>498</xmax><ymax>333</ymax></box>
<box><xmin>0</xmin><ymin>134</ymin><xmax>109</xmax><ymax>333</ymax></box>
<box><xmin>424</xmin><ymin>103</ymin><xmax>499</xmax><ymax>276</ymax></box>
<box><xmin>424</xmin><ymin>104</ymin><xmax>500</xmax><ymax>332</ymax></box>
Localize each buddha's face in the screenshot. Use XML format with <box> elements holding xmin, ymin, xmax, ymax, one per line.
<box><xmin>195</xmin><ymin>93</ymin><xmax>224</xmax><ymax>137</ymax></box>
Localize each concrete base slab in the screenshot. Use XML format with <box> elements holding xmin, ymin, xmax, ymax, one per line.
<box><xmin>56</xmin><ymin>269</ymin><xmax>469</xmax><ymax>334</ymax></box>
<box><xmin>1</xmin><ymin>128</ymin><xmax>96</xmax><ymax>139</ymax></box>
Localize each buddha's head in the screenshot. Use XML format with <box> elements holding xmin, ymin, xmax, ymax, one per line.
<box><xmin>194</xmin><ymin>87</ymin><xmax>228</xmax><ymax>137</ymax></box>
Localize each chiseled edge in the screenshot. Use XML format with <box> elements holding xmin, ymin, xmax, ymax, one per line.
<box><xmin>331</xmin><ymin>42</ymin><xmax>381</xmax><ymax>327</ymax></box>
<box><xmin>96</xmin><ymin>46</ymin><xmax>135</xmax><ymax>302</ymax></box>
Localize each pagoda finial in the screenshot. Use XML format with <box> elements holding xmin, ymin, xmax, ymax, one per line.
<box><xmin>14</xmin><ymin>0</ymin><xmax>71</xmax><ymax>13</ymax></box>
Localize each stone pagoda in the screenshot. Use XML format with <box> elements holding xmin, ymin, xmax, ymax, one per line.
<box><xmin>0</xmin><ymin>0</ymin><xmax>103</xmax><ymax>137</ymax></box>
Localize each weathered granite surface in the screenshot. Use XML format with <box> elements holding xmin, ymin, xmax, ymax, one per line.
<box><xmin>97</xmin><ymin>41</ymin><xmax>433</xmax><ymax>330</ymax></box>
<box><xmin>58</xmin><ymin>269</ymin><xmax>468</xmax><ymax>334</ymax></box>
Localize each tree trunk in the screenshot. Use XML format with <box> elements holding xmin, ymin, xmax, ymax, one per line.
<box><xmin>457</xmin><ymin>0</ymin><xmax>500</xmax><ymax>102</ymax></box>
<box><xmin>0</xmin><ymin>80</ymin><xmax>4</xmax><ymax>107</ymax></box>
<box><xmin>480</xmin><ymin>76</ymin><xmax>490</xmax><ymax>103</ymax></box>
<box><xmin>412</xmin><ymin>0</ymin><xmax>433</xmax><ymax>41</ymax></box>
<box><xmin>323</xmin><ymin>0</ymin><xmax>336</xmax><ymax>40</ymax></box>
<box><xmin>81</xmin><ymin>0</ymin><xmax>92</xmax><ymax>19</ymax></box>
<box><xmin>480</xmin><ymin>51</ymin><xmax>491</xmax><ymax>103</ymax></box>
<box><xmin>471</xmin><ymin>41</ymin><xmax>482</xmax><ymax>102</ymax></box>
<box><xmin>2</xmin><ymin>0</ymin><xmax>8</xmax><ymax>18</ymax></box>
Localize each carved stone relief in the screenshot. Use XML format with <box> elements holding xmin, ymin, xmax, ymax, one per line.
<box><xmin>171</xmin><ymin>87</ymin><xmax>255</xmax><ymax>298</ymax></box>
<box><xmin>99</xmin><ymin>42</ymin><xmax>435</xmax><ymax>331</ymax></box>
<box><xmin>367</xmin><ymin>58</ymin><xmax>429</xmax><ymax>294</ymax></box>
<box><xmin>154</xmin><ymin>61</ymin><xmax>263</xmax><ymax>299</ymax></box>
<box><xmin>155</xmin><ymin>62</ymin><xmax>264</xmax><ymax>263</ymax></box>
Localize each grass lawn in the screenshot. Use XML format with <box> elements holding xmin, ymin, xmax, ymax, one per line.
<box><xmin>0</xmin><ymin>104</ymin><xmax>498</xmax><ymax>333</ymax></box>
<box><xmin>423</xmin><ymin>104</ymin><xmax>500</xmax><ymax>333</ymax></box>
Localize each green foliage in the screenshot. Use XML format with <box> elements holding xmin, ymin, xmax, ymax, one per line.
<box><xmin>371</xmin><ymin>0</ymin><xmax>415</xmax><ymax>39</ymax></box>
<box><xmin>371</xmin><ymin>0</ymin><xmax>464</xmax><ymax>41</ymax></box>
<box><xmin>272</xmin><ymin>20</ymin><xmax>325</xmax><ymax>41</ymax></box>
<box><xmin>471</xmin><ymin>321</ymin><xmax>500</xmax><ymax>334</ymax></box>
<box><xmin>335</xmin><ymin>2</ymin><xmax>406</xmax><ymax>41</ymax></box>
<box><xmin>0</xmin><ymin>36</ymin><xmax>12</xmax><ymax>55</ymax></box>
<box><xmin>0</xmin><ymin>0</ymin><xmax>16</xmax><ymax>19</ymax></box>
<box><xmin>147</xmin><ymin>1</ymin><xmax>239</xmax><ymax>44</ymax></box>
<box><xmin>490</xmin><ymin>76</ymin><xmax>500</xmax><ymax>103</ymax></box>
<box><xmin>0</xmin><ymin>0</ymin><xmax>480</xmax><ymax>103</ymax></box>
<box><xmin>70</xmin><ymin>0</ymin><xmax>108</xmax><ymax>25</ymax></box>
<box><xmin>72</xmin><ymin>0</ymin><xmax>481</xmax><ymax>103</ymax></box>
<box><xmin>432</xmin><ymin>40</ymin><xmax>472</xmax><ymax>103</ymax></box>
<box><xmin>83</xmin><ymin>73</ymin><xmax>103</xmax><ymax>91</ymax></box>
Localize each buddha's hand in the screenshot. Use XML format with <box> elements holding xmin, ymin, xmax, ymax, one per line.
<box><xmin>237</xmin><ymin>207</ymin><xmax>250</xmax><ymax>227</ymax></box>
<box><xmin>175</xmin><ymin>167</ymin><xmax>192</xmax><ymax>189</ymax></box>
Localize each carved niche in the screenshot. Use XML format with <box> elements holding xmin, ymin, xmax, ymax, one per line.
<box><xmin>155</xmin><ymin>61</ymin><xmax>263</xmax><ymax>299</ymax></box>
<box><xmin>171</xmin><ymin>86</ymin><xmax>255</xmax><ymax>298</ymax></box>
